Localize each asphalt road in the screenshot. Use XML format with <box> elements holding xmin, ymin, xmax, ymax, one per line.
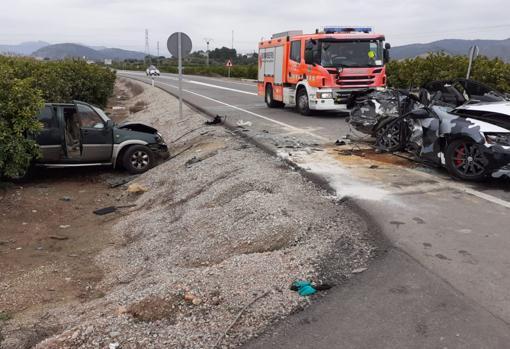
<box><xmin>119</xmin><ymin>71</ymin><xmax>510</xmax><ymax>348</ymax></box>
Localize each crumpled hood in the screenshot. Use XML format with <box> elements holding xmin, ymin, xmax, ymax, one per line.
<box><xmin>117</xmin><ymin>122</ymin><xmax>158</xmax><ymax>134</ymax></box>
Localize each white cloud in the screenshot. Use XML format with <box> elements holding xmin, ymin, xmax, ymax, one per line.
<box><xmin>0</xmin><ymin>0</ymin><xmax>509</xmax><ymax>53</ymax></box>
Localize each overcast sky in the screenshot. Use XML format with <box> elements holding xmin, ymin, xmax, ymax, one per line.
<box><xmin>1</xmin><ymin>0</ymin><xmax>509</xmax><ymax>53</ymax></box>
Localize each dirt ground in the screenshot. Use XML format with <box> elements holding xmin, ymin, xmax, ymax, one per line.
<box><xmin>0</xmin><ymin>80</ymin><xmax>139</xmax><ymax>347</ymax></box>
<box><xmin>1</xmin><ymin>79</ymin><xmax>375</xmax><ymax>349</ymax></box>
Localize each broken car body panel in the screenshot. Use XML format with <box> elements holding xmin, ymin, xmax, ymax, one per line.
<box><xmin>349</xmin><ymin>88</ymin><xmax>510</xmax><ymax>180</ymax></box>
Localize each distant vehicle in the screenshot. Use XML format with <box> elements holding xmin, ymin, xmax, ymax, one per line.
<box><xmin>349</xmin><ymin>89</ymin><xmax>510</xmax><ymax>181</ymax></box>
<box><xmin>258</xmin><ymin>26</ymin><xmax>391</xmax><ymax>115</ymax></box>
<box><xmin>34</xmin><ymin>101</ymin><xmax>169</xmax><ymax>174</ymax></box>
<box><xmin>146</xmin><ymin>65</ymin><xmax>160</xmax><ymax>76</ymax></box>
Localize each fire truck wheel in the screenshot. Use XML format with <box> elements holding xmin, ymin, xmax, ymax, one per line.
<box><xmin>296</xmin><ymin>88</ymin><xmax>312</xmax><ymax>116</ymax></box>
<box><xmin>265</xmin><ymin>84</ymin><xmax>284</xmax><ymax>108</ymax></box>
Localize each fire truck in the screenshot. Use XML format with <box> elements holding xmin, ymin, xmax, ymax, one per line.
<box><xmin>258</xmin><ymin>27</ymin><xmax>391</xmax><ymax>115</ymax></box>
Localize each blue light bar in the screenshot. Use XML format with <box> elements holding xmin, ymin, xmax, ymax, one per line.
<box><xmin>323</xmin><ymin>26</ymin><xmax>372</xmax><ymax>34</ymax></box>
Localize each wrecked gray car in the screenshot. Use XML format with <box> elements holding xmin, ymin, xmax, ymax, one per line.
<box><xmin>348</xmin><ymin>88</ymin><xmax>510</xmax><ymax>181</ymax></box>
<box><xmin>34</xmin><ymin>101</ymin><xmax>169</xmax><ymax>174</ymax></box>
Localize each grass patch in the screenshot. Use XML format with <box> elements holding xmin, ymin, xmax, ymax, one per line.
<box><xmin>0</xmin><ymin>311</ymin><xmax>12</xmax><ymax>322</ymax></box>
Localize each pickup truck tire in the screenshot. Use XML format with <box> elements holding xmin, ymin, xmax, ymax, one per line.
<box><xmin>122</xmin><ymin>145</ymin><xmax>155</xmax><ymax>174</ymax></box>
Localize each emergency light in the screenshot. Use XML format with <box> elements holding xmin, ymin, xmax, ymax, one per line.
<box><xmin>323</xmin><ymin>26</ymin><xmax>372</xmax><ymax>34</ymax></box>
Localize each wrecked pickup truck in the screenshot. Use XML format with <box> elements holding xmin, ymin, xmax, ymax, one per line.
<box><xmin>34</xmin><ymin>101</ymin><xmax>169</xmax><ymax>174</ymax></box>
<box><xmin>348</xmin><ymin>83</ymin><xmax>510</xmax><ymax>181</ymax></box>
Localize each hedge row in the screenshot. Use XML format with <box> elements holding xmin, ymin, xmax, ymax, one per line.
<box><xmin>0</xmin><ymin>57</ymin><xmax>116</xmax><ymax>178</ymax></box>
<box><xmin>114</xmin><ymin>61</ymin><xmax>259</xmax><ymax>80</ymax></box>
<box><xmin>387</xmin><ymin>53</ymin><xmax>510</xmax><ymax>93</ymax></box>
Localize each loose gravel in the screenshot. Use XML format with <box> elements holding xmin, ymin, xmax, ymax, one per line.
<box><xmin>5</xmin><ymin>80</ymin><xmax>376</xmax><ymax>349</ymax></box>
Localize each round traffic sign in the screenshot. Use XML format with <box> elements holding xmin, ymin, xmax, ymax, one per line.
<box><xmin>167</xmin><ymin>32</ymin><xmax>192</xmax><ymax>58</ymax></box>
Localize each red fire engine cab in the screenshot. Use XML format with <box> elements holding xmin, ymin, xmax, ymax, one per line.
<box><xmin>258</xmin><ymin>26</ymin><xmax>391</xmax><ymax>115</ymax></box>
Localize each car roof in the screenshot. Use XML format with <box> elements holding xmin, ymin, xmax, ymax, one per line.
<box><xmin>455</xmin><ymin>101</ymin><xmax>510</xmax><ymax>115</ymax></box>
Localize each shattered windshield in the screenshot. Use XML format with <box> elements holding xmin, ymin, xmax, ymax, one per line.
<box><xmin>320</xmin><ymin>40</ymin><xmax>384</xmax><ymax>68</ymax></box>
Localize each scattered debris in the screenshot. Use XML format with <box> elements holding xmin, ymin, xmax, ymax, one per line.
<box><xmin>107</xmin><ymin>176</ymin><xmax>138</xmax><ymax>188</ymax></box>
<box><xmin>59</xmin><ymin>225</ymin><xmax>71</xmax><ymax>229</ymax></box>
<box><xmin>352</xmin><ymin>267</ymin><xmax>368</xmax><ymax>274</ymax></box>
<box><xmin>335</xmin><ymin>140</ymin><xmax>347</xmax><ymax>146</ymax></box>
<box><xmin>413</xmin><ymin>217</ymin><xmax>426</xmax><ymax>224</ymax></box>
<box><xmin>290</xmin><ymin>280</ymin><xmax>317</xmax><ymax>297</ymax></box>
<box><xmin>109</xmin><ymin>342</ymin><xmax>120</xmax><ymax>349</ymax></box>
<box><xmin>60</xmin><ymin>196</ymin><xmax>72</xmax><ymax>202</ymax></box>
<box><xmin>369</xmin><ymin>165</ymin><xmax>379</xmax><ymax>169</ymax></box>
<box><xmin>205</xmin><ymin>115</ymin><xmax>224</xmax><ymax>125</ymax></box>
<box><xmin>127</xmin><ymin>183</ymin><xmax>148</xmax><ymax>194</ymax></box>
<box><xmin>390</xmin><ymin>221</ymin><xmax>406</xmax><ymax>229</ymax></box>
<box><xmin>236</xmin><ymin>120</ymin><xmax>252</xmax><ymax>127</ymax></box>
<box><xmin>49</xmin><ymin>235</ymin><xmax>69</xmax><ymax>241</ymax></box>
<box><xmin>93</xmin><ymin>205</ymin><xmax>137</xmax><ymax>216</ymax></box>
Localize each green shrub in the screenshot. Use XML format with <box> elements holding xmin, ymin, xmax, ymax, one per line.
<box><xmin>0</xmin><ymin>63</ymin><xmax>43</xmax><ymax>178</ymax></box>
<box><xmin>0</xmin><ymin>57</ymin><xmax>116</xmax><ymax>178</ymax></box>
<box><xmin>387</xmin><ymin>53</ymin><xmax>510</xmax><ymax>93</ymax></box>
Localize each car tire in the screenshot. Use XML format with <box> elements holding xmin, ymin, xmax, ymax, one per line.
<box><xmin>296</xmin><ymin>88</ymin><xmax>312</xmax><ymax>116</ymax></box>
<box><xmin>265</xmin><ymin>84</ymin><xmax>284</xmax><ymax>108</ymax></box>
<box><xmin>445</xmin><ymin>139</ymin><xmax>489</xmax><ymax>181</ymax></box>
<box><xmin>375</xmin><ymin>120</ymin><xmax>403</xmax><ymax>152</ymax></box>
<box><xmin>122</xmin><ymin>145</ymin><xmax>155</xmax><ymax>174</ymax></box>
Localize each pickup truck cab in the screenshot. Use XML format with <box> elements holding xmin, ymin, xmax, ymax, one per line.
<box><xmin>34</xmin><ymin>101</ymin><xmax>169</xmax><ymax>174</ymax></box>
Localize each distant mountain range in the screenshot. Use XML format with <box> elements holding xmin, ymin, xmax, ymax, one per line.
<box><xmin>0</xmin><ymin>41</ymin><xmax>50</xmax><ymax>55</ymax></box>
<box><xmin>391</xmin><ymin>38</ymin><xmax>510</xmax><ymax>62</ymax></box>
<box><xmin>0</xmin><ymin>41</ymin><xmax>145</xmax><ymax>61</ymax></box>
<box><xmin>32</xmin><ymin>43</ymin><xmax>145</xmax><ymax>61</ymax></box>
<box><xmin>2</xmin><ymin>38</ymin><xmax>510</xmax><ymax>62</ymax></box>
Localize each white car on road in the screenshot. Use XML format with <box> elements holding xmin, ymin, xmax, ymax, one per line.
<box><xmin>146</xmin><ymin>65</ymin><xmax>160</xmax><ymax>77</ymax></box>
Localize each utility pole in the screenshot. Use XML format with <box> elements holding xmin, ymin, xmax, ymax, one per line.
<box><xmin>144</xmin><ymin>29</ymin><xmax>150</xmax><ymax>65</ymax></box>
<box><xmin>157</xmin><ymin>41</ymin><xmax>160</xmax><ymax>57</ymax></box>
<box><xmin>231</xmin><ymin>30</ymin><xmax>234</xmax><ymax>50</ymax></box>
<box><xmin>204</xmin><ymin>38</ymin><xmax>213</xmax><ymax>66</ymax></box>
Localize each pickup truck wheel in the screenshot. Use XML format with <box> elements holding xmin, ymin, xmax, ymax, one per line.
<box><xmin>122</xmin><ymin>145</ymin><xmax>155</xmax><ymax>174</ymax></box>
<box><xmin>265</xmin><ymin>84</ymin><xmax>284</xmax><ymax>108</ymax></box>
<box><xmin>296</xmin><ymin>88</ymin><xmax>312</xmax><ymax>116</ymax></box>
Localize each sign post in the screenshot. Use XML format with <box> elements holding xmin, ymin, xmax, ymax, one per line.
<box><xmin>466</xmin><ymin>45</ymin><xmax>479</xmax><ymax>79</ymax></box>
<box><xmin>225</xmin><ymin>59</ymin><xmax>233</xmax><ymax>78</ymax></box>
<box><xmin>167</xmin><ymin>32</ymin><xmax>193</xmax><ymax>119</ymax></box>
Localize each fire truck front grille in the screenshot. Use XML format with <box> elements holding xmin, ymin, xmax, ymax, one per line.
<box><xmin>337</xmin><ymin>75</ymin><xmax>375</xmax><ymax>87</ymax></box>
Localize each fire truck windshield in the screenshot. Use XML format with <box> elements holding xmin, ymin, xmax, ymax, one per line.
<box><xmin>319</xmin><ymin>40</ymin><xmax>384</xmax><ymax>68</ymax></box>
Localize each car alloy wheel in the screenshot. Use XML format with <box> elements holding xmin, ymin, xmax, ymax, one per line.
<box><xmin>130</xmin><ymin>150</ymin><xmax>150</xmax><ymax>170</ymax></box>
<box><xmin>452</xmin><ymin>142</ymin><xmax>486</xmax><ymax>177</ymax></box>
<box><xmin>376</xmin><ymin>122</ymin><xmax>402</xmax><ymax>151</ymax></box>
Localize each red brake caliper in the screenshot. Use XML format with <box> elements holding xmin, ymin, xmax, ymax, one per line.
<box><xmin>455</xmin><ymin>145</ymin><xmax>465</xmax><ymax>167</ymax></box>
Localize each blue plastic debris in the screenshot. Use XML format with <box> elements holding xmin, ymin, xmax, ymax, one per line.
<box><xmin>291</xmin><ymin>280</ymin><xmax>317</xmax><ymax>297</ymax></box>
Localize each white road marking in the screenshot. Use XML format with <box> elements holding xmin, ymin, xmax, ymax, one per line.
<box><xmin>183</xmin><ymin>79</ymin><xmax>258</xmax><ymax>96</ymax></box>
<box><xmin>148</xmin><ymin>79</ymin><xmax>328</xmax><ymax>141</ymax></box>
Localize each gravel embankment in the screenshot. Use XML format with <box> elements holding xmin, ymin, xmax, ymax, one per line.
<box><xmin>30</xmin><ymin>79</ymin><xmax>376</xmax><ymax>349</ymax></box>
